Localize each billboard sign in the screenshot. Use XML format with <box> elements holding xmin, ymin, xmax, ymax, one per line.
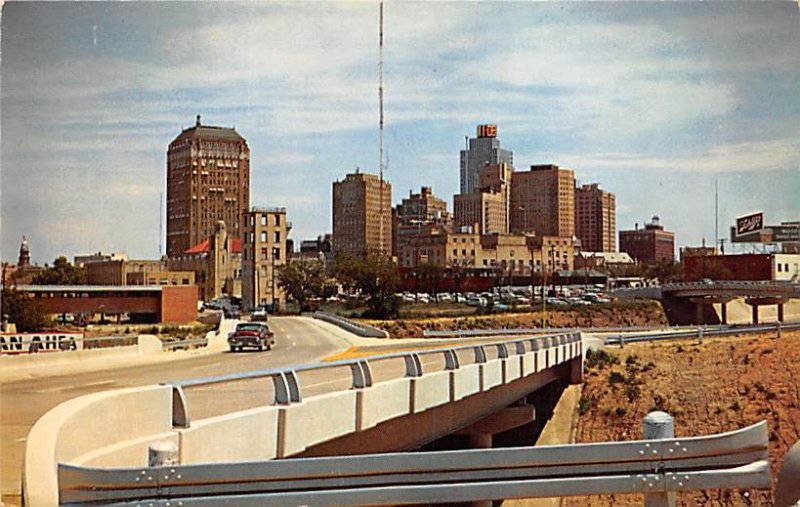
<box><xmin>0</xmin><ymin>333</ymin><xmax>84</xmax><ymax>355</ymax></box>
<box><xmin>771</xmin><ymin>226</ymin><xmax>800</xmax><ymax>242</ymax></box>
<box><xmin>736</xmin><ymin>212</ymin><xmax>764</xmax><ymax>237</ymax></box>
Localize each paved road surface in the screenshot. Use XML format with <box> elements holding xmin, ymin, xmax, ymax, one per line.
<box><xmin>0</xmin><ymin>316</ymin><xmax>355</xmax><ymax>505</ymax></box>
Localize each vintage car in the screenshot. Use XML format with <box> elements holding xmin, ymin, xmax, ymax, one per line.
<box><xmin>227</xmin><ymin>322</ymin><xmax>275</xmax><ymax>352</ymax></box>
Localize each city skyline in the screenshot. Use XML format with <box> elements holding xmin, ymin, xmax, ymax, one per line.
<box><xmin>2</xmin><ymin>2</ymin><xmax>799</xmax><ymax>263</ymax></box>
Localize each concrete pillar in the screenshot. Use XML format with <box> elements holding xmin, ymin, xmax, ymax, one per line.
<box><xmin>696</xmin><ymin>303</ymin><xmax>704</xmax><ymax>325</ymax></box>
<box><xmin>778</xmin><ymin>303</ymin><xmax>785</xmax><ymax>323</ymax></box>
<box><xmin>752</xmin><ymin>304</ymin><xmax>759</xmax><ymax>325</ymax></box>
<box><xmin>469</xmin><ymin>433</ymin><xmax>492</xmax><ymax>449</ymax></box>
<box><xmin>470</xmin><ymin>433</ymin><xmax>493</xmax><ymax>507</ymax></box>
<box><xmin>721</xmin><ymin>302</ymin><xmax>728</xmax><ymax>325</ymax></box>
<box><xmin>643</xmin><ymin>411</ymin><xmax>676</xmax><ymax>507</ymax></box>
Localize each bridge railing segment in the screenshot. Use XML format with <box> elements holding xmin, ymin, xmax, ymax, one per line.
<box><xmin>24</xmin><ymin>331</ymin><xmax>582</xmax><ymax>506</ymax></box>
<box><xmin>57</xmin><ymin>419</ymin><xmax>770</xmax><ymax>505</ymax></box>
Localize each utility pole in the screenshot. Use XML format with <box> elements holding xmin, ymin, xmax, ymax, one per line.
<box><xmin>715</xmin><ymin>179</ymin><xmax>719</xmax><ymax>254</ymax></box>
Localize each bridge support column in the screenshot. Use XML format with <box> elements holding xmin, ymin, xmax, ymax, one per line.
<box><xmin>695</xmin><ymin>303</ymin><xmax>704</xmax><ymax>325</ymax></box>
<box><xmin>721</xmin><ymin>302</ymin><xmax>727</xmax><ymax>325</ymax></box>
<box><xmin>778</xmin><ymin>303</ymin><xmax>785</xmax><ymax>323</ymax></box>
<box><xmin>643</xmin><ymin>411</ymin><xmax>676</xmax><ymax>507</ymax></box>
<box><xmin>752</xmin><ymin>304</ymin><xmax>759</xmax><ymax>324</ymax></box>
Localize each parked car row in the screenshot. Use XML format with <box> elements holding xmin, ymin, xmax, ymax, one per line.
<box><xmin>395</xmin><ymin>286</ymin><xmax>612</xmax><ymax>310</ymax></box>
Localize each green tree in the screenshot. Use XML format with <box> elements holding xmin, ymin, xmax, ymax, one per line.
<box><xmin>333</xmin><ymin>252</ymin><xmax>399</xmax><ymax>319</ymax></box>
<box><xmin>416</xmin><ymin>263</ymin><xmax>444</xmax><ymax>299</ymax></box>
<box><xmin>277</xmin><ymin>260</ymin><xmax>334</xmax><ymax>312</ymax></box>
<box><xmin>1</xmin><ymin>287</ymin><xmax>49</xmax><ymax>332</ymax></box>
<box><xmin>32</xmin><ymin>256</ymin><xmax>86</xmax><ymax>285</ymax></box>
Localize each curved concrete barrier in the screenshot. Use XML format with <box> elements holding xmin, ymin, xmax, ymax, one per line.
<box><xmin>311</xmin><ymin>312</ymin><xmax>390</xmax><ymax>338</ymax></box>
<box><xmin>24</xmin><ymin>385</ymin><xmax>174</xmax><ymax>506</ymax></box>
<box><xmin>776</xmin><ymin>439</ymin><xmax>800</xmax><ymax>507</ymax></box>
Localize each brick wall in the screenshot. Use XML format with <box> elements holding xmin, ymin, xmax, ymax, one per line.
<box><xmin>160</xmin><ymin>285</ymin><xmax>199</xmax><ymax>324</ymax></box>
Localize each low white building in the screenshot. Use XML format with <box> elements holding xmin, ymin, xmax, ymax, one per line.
<box><xmin>773</xmin><ymin>254</ymin><xmax>800</xmax><ymax>281</ymax></box>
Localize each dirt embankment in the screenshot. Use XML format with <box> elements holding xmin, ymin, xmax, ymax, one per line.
<box><xmin>566</xmin><ymin>331</ymin><xmax>800</xmax><ymax>506</ymax></box>
<box><xmin>364</xmin><ymin>301</ymin><xmax>668</xmax><ymax>338</ymax></box>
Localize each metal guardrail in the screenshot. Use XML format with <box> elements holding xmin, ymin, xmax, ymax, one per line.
<box><xmin>57</xmin><ymin>420</ymin><xmax>769</xmax><ymax>505</ymax></box>
<box><xmin>605</xmin><ymin>321</ymin><xmax>800</xmax><ymax>346</ymax></box>
<box><xmin>663</xmin><ymin>280</ymin><xmax>800</xmax><ymax>298</ymax></box>
<box><xmin>424</xmin><ymin>324</ymin><xmax>725</xmax><ymax>338</ymax></box>
<box><xmin>165</xmin><ymin>331</ymin><xmax>581</xmax><ymax>414</ymax></box>
<box><xmin>311</xmin><ymin>311</ymin><xmax>389</xmax><ymax>338</ymax></box>
<box><xmin>161</xmin><ymin>336</ymin><xmax>209</xmax><ymax>351</ymax></box>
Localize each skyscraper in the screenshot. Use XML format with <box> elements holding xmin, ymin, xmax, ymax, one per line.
<box><xmin>575</xmin><ymin>183</ymin><xmax>616</xmax><ymax>252</ymax></box>
<box><xmin>459</xmin><ymin>124</ymin><xmax>513</xmax><ymax>194</ymax></box>
<box><xmin>510</xmin><ymin>164</ymin><xmax>576</xmax><ymax>238</ymax></box>
<box><xmin>166</xmin><ymin>115</ymin><xmax>250</xmax><ymax>257</ymax></box>
<box><xmin>332</xmin><ymin>171</ymin><xmax>392</xmax><ymax>257</ymax></box>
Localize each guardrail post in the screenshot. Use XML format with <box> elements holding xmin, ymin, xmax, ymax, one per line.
<box><xmin>273</xmin><ymin>371</ymin><xmax>302</xmax><ymax>405</ymax></box>
<box><xmin>350</xmin><ymin>360</ymin><xmax>373</xmax><ymax>389</ymax></box>
<box><xmin>619</xmin><ymin>334</ymin><xmax>625</xmax><ymax>349</ymax></box>
<box><xmin>444</xmin><ymin>349</ymin><xmax>460</xmax><ymax>370</ymax></box>
<box><xmin>148</xmin><ymin>440</ymin><xmax>178</xmax><ymax>467</ymax></box>
<box><xmin>170</xmin><ymin>385</ymin><xmax>191</xmax><ymax>429</ymax></box>
<box><xmin>776</xmin><ymin>321</ymin><xmax>782</xmax><ymax>339</ymax></box>
<box><xmin>404</xmin><ymin>353</ymin><xmax>423</xmax><ymax>377</ymax></box>
<box><xmin>697</xmin><ymin>327</ymin><xmax>704</xmax><ymax>345</ymax></box>
<box><xmin>643</xmin><ymin>411</ymin><xmax>676</xmax><ymax>507</ymax></box>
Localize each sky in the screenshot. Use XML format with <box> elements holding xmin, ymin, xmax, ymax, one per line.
<box><xmin>2</xmin><ymin>1</ymin><xmax>799</xmax><ymax>264</ymax></box>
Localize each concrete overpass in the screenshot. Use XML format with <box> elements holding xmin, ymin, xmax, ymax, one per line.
<box><xmin>0</xmin><ymin>316</ymin><xmax>372</xmax><ymax>506</ymax></box>
<box><xmin>617</xmin><ymin>281</ymin><xmax>800</xmax><ymax>325</ymax></box>
<box><xmin>21</xmin><ymin>329</ymin><xmax>583</xmax><ymax>505</ymax></box>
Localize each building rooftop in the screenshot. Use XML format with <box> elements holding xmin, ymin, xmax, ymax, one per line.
<box><xmin>171</xmin><ymin>115</ymin><xmax>246</xmax><ymax>144</ymax></box>
<box><xmin>184</xmin><ymin>238</ymin><xmax>243</xmax><ymax>255</ymax></box>
<box><xmin>15</xmin><ymin>285</ymin><xmax>164</xmax><ymax>292</ymax></box>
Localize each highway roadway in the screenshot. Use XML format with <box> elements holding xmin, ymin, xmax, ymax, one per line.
<box><xmin>0</xmin><ymin>316</ymin><xmax>363</xmax><ymax>505</ymax></box>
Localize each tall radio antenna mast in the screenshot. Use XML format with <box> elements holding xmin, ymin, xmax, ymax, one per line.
<box><xmin>378</xmin><ymin>0</ymin><xmax>385</xmax><ymax>253</ymax></box>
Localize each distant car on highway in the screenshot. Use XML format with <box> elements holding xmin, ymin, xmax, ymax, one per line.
<box><xmin>250</xmin><ymin>307</ymin><xmax>269</xmax><ymax>322</ymax></box>
<box><xmin>227</xmin><ymin>322</ymin><xmax>275</xmax><ymax>352</ymax></box>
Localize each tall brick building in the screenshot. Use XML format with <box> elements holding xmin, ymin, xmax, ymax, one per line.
<box><xmin>510</xmin><ymin>164</ymin><xmax>576</xmax><ymax>238</ymax></box>
<box><xmin>454</xmin><ymin>163</ymin><xmax>512</xmax><ymax>235</ymax></box>
<box><xmin>393</xmin><ymin>187</ymin><xmax>451</xmax><ymax>257</ymax></box>
<box><xmin>619</xmin><ymin>217</ymin><xmax>675</xmax><ymax>265</ymax></box>
<box><xmin>166</xmin><ymin>115</ymin><xmax>250</xmax><ymax>257</ymax></box>
<box><xmin>575</xmin><ymin>183</ymin><xmax>616</xmax><ymax>252</ymax></box>
<box><xmin>332</xmin><ymin>171</ymin><xmax>392</xmax><ymax>257</ymax></box>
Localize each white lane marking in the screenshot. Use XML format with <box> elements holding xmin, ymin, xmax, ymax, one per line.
<box><xmin>15</xmin><ymin>437</ymin><xmax>27</xmax><ymax>442</ymax></box>
<box><xmin>37</xmin><ymin>379</ymin><xmax>116</xmax><ymax>393</ymax></box>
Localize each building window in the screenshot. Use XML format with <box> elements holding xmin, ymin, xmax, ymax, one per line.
<box><xmin>274</xmin><ymin>215</ymin><xmax>281</xmax><ymax>226</ymax></box>
<box><xmin>261</xmin><ymin>215</ymin><xmax>267</xmax><ymax>226</ymax></box>
<box><xmin>274</xmin><ymin>231</ymin><xmax>281</xmax><ymax>243</ymax></box>
<box><xmin>261</xmin><ymin>231</ymin><xmax>267</xmax><ymax>243</ymax></box>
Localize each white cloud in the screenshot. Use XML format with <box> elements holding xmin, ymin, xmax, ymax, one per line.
<box><xmin>529</xmin><ymin>135</ymin><xmax>800</xmax><ymax>174</ymax></box>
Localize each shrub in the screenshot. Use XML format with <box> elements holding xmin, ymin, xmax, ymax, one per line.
<box><xmin>585</xmin><ymin>349</ymin><xmax>620</xmax><ymax>370</ymax></box>
<box><xmin>625</xmin><ymin>384</ymin><xmax>640</xmax><ymax>402</ymax></box>
<box><xmin>578</xmin><ymin>395</ymin><xmax>597</xmax><ymax>415</ymax></box>
<box><xmin>608</xmin><ymin>371</ymin><xmax>625</xmax><ymax>386</ymax></box>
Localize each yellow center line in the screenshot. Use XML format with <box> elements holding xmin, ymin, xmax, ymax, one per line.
<box><xmin>322</xmin><ymin>336</ymin><xmax>541</xmax><ymax>362</ymax></box>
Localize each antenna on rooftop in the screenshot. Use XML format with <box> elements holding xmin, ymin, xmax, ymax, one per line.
<box><xmin>378</xmin><ymin>0</ymin><xmax>386</xmax><ymax>253</ymax></box>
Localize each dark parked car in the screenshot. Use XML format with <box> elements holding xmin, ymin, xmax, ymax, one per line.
<box><xmin>227</xmin><ymin>322</ymin><xmax>275</xmax><ymax>352</ymax></box>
